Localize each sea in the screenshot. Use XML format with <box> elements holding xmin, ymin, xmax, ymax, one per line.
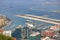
<box><xmin>0</xmin><ymin>0</ymin><xmax>60</xmax><ymax>30</ymax></box>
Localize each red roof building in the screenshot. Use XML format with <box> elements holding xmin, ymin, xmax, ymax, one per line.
<box><xmin>50</xmin><ymin>24</ymin><xmax>60</xmax><ymax>31</ymax></box>
<box><xmin>42</xmin><ymin>30</ymin><xmax>55</xmax><ymax>37</ymax></box>
<box><xmin>0</xmin><ymin>29</ymin><xmax>4</xmax><ymax>33</ymax></box>
<box><xmin>13</xmin><ymin>38</ymin><xmax>16</xmax><ymax>40</ymax></box>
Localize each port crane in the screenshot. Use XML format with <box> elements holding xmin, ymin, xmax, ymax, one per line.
<box><xmin>16</xmin><ymin>14</ymin><xmax>60</xmax><ymax>25</ymax></box>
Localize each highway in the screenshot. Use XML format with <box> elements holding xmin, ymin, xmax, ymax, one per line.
<box><xmin>16</xmin><ymin>14</ymin><xmax>60</xmax><ymax>24</ymax></box>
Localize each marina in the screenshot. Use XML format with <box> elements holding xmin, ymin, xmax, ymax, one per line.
<box><xmin>0</xmin><ymin>14</ymin><xmax>60</xmax><ymax>40</ymax></box>
<box><xmin>0</xmin><ymin>0</ymin><xmax>60</xmax><ymax>40</ymax></box>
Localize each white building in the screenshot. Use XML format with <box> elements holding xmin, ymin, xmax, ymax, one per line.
<box><xmin>3</xmin><ymin>30</ymin><xmax>12</xmax><ymax>37</ymax></box>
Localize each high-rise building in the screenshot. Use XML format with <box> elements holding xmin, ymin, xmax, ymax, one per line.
<box><xmin>23</xmin><ymin>27</ymin><xmax>30</xmax><ymax>39</ymax></box>
<box><xmin>11</xmin><ymin>27</ymin><xmax>22</xmax><ymax>40</ymax></box>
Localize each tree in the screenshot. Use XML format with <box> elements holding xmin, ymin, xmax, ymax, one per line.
<box><xmin>0</xmin><ymin>34</ymin><xmax>13</xmax><ymax>40</ymax></box>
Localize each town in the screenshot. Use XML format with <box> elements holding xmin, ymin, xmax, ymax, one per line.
<box><xmin>0</xmin><ymin>14</ymin><xmax>60</xmax><ymax>40</ymax></box>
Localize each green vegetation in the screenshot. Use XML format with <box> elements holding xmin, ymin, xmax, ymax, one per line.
<box><xmin>0</xmin><ymin>34</ymin><xmax>13</xmax><ymax>40</ymax></box>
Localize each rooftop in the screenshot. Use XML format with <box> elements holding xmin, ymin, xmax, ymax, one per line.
<box><xmin>30</xmin><ymin>32</ymin><xmax>40</xmax><ymax>36</ymax></box>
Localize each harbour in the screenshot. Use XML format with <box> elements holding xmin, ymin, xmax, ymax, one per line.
<box><xmin>0</xmin><ymin>0</ymin><xmax>60</xmax><ymax>40</ymax></box>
